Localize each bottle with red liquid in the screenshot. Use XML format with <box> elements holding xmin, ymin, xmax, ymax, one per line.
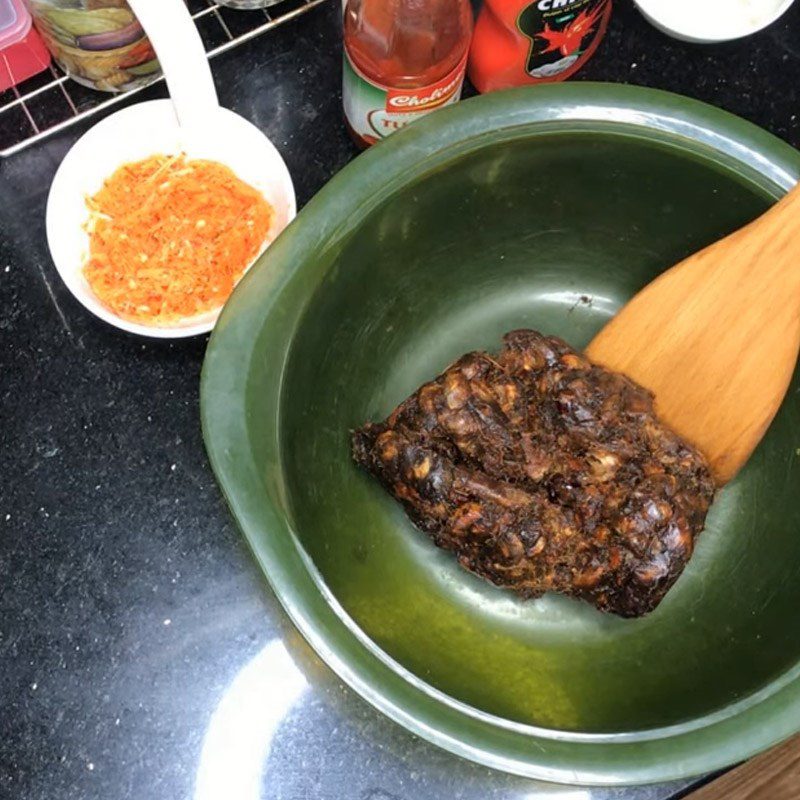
<box><xmin>342</xmin><ymin>0</ymin><xmax>473</xmax><ymax>148</ymax></box>
<box><xmin>469</xmin><ymin>0</ymin><xmax>612</xmax><ymax>93</ymax></box>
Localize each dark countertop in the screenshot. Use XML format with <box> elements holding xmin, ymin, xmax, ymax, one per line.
<box><xmin>1</xmin><ymin>1</ymin><xmax>798</xmax><ymax>798</ymax></box>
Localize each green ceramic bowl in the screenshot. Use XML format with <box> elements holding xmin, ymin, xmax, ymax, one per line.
<box><xmin>201</xmin><ymin>84</ymin><xmax>800</xmax><ymax>785</ymax></box>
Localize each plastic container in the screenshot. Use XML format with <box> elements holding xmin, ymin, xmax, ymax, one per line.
<box><xmin>342</xmin><ymin>0</ymin><xmax>473</xmax><ymax>148</ymax></box>
<box><xmin>469</xmin><ymin>0</ymin><xmax>612</xmax><ymax>93</ymax></box>
<box><xmin>24</xmin><ymin>0</ymin><xmax>160</xmax><ymax>92</ymax></box>
<box><xmin>0</xmin><ymin>0</ymin><xmax>49</xmax><ymax>91</ymax></box>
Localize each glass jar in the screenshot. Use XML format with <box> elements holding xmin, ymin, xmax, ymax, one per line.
<box><xmin>24</xmin><ymin>0</ymin><xmax>160</xmax><ymax>92</ymax></box>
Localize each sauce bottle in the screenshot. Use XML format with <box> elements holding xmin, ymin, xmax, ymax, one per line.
<box><xmin>469</xmin><ymin>0</ymin><xmax>612</xmax><ymax>93</ymax></box>
<box><xmin>342</xmin><ymin>0</ymin><xmax>473</xmax><ymax>148</ymax></box>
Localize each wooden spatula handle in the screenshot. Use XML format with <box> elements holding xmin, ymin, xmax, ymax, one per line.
<box><xmin>687</xmin><ymin>735</ymin><xmax>800</xmax><ymax>799</ymax></box>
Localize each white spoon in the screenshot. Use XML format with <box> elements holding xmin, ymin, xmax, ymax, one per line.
<box><xmin>46</xmin><ymin>0</ymin><xmax>296</xmax><ymax>338</ymax></box>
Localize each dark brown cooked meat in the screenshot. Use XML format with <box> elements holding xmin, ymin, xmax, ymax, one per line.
<box><xmin>352</xmin><ymin>330</ymin><xmax>715</xmax><ymax>617</ymax></box>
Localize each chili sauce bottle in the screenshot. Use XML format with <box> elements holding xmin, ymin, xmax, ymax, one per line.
<box><xmin>469</xmin><ymin>0</ymin><xmax>612</xmax><ymax>93</ymax></box>
<box><xmin>342</xmin><ymin>0</ymin><xmax>473</xmax><ymax>148</ymax></box>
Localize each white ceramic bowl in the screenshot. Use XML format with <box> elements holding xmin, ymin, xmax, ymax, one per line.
<box><xmin>46</xmin><ymin>99</ymin><xmax>296</xmax><ymax>338</ymax></box>
<box><xmin>633</xmin><ymin>0</ymin><xmax>795</xmax><ymax>43</ymax></box>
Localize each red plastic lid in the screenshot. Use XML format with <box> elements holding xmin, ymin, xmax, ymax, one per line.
<box><xmin>0</xmin><ymin>0</ymin><xmax>32</xmax><ymax>47</ymax></box>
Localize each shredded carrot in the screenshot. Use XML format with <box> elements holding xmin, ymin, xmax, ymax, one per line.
<box><xmin>82</xmin><ymin>153</ymin><xmax>274</xmax><ymax>325</ymax></box>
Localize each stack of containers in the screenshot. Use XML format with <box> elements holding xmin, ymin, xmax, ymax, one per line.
<box><xmin>0</xmin><ymin>0</ymin><xmax>49</xmax><ymax>92</ymax></box>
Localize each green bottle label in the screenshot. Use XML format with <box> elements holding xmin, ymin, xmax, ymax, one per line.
<box><xmin>342</xmin><ymin>49</ymin><xmax>467</xmax><ymax>145</ymax></box>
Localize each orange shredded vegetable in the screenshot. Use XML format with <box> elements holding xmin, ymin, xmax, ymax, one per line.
<box><xmin>83</xmin><ymin>153</ymin><xmax>274</xmax><ymax>325</ymax></box>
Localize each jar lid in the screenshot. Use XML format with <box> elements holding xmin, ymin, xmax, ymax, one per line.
<box><xmin>0</xmin><ymin>0</ymin><xmax>32</xmax><ymax>47</ymax></box>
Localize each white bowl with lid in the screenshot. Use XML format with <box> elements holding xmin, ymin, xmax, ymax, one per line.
<box><xmin>633</xmin><ymin>0</ymin><xmax>796</xmax><ymax>43</ymax></box>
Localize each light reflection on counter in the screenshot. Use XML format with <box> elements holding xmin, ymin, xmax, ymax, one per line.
<box><xmin>189</xmin><ymin>629</ymin><xmax>689</xmax><ymax>800</ymax></box>
<box><xmin>195</xmin><ymin>639</ymin><xmax>309</xmax><ymax>800</ymax></box>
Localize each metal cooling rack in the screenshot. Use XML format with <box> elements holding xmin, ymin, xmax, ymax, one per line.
<box><xmin>0</xmin><ymin>0</ymin><xmax>330</xmax><ymax>158</ymax></box>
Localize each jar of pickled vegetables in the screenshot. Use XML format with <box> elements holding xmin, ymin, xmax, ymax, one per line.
<box><xmin>24</xmin><ymin>0</ymin><xmax>160</xmax><ymax>92</ymax></box>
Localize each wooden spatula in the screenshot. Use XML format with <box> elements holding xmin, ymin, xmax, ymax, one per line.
<box><xmin>686</xmin><ymin>734</ymin><xmax>800</xmax><ymax>799</ymax></box>
<box><xmin>586</xmin><ymin>184</ymin><xmax>800</xmax><ymax>486</ymax></box>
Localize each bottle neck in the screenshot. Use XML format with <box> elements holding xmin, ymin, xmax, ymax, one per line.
<box><xmin>344</xmin><ymin>0</ymin><xmax>472</xmax><ymax>90</ymax></box>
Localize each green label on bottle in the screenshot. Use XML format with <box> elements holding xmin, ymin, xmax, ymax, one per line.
<box><xmin>342</xmin><ymin>49</ymin><xmax>466</xmax><ymax>145</ymax></box>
